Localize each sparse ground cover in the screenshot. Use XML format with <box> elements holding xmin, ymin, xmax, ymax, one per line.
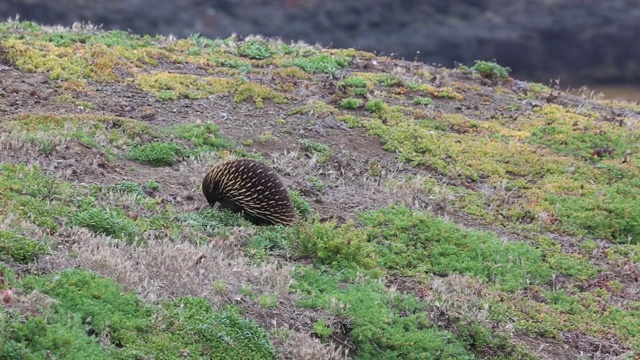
<box><xmin>1</xmin><ymin>19</ymin><xmax>640</xmax><ymax>359</ymax></box>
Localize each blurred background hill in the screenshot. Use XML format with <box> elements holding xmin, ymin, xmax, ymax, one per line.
<box><xmin>2</xmin><ymin>0</ymin><xmax>640</xmax><ymax>100</ymax></box>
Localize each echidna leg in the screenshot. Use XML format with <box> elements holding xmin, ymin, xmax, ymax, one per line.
<box><xmin>217</xmin><ymin>199</ymin><xmax>244</xmax><ymax>213</ymax></box>
<box><xmin>243</xmin><ymin>212</ymin><xmax>274</xmax><ymax>226</ymax></box>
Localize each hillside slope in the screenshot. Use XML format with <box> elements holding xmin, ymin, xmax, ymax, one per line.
<box><xmin>3</xmin><ymin>0</ymin><xmax>640</xmax><ymax>83</ymax></box>
<box><xmin>1</xmin><ymin>20</ymin><xmax>640</xmax><ymax>359</ymax></box>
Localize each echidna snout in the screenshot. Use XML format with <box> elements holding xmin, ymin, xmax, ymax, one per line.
<box><xmin>202</xmin><ymin>159</ymin><xmax>297</xmax><ymax>226</ymax></box>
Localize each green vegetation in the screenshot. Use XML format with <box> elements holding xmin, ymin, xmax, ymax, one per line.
<box><xmin>339</xmin><ymin>75</ymin><xmax>367</xmax><ymax>89</ymax></box>
<box><xmin>299</xmin><ymin>139</ymin><xmax>333</xmax><ymax>164</ymax></box>
<box><xmin>237</xmin><ymin>39</ymin><xmax>277</xmax><ymax>60</ymax></box>
<box><xmin>127</xmin><ymin>142</ymin><xmax>187</xmax><ymax>166</ymax></box>
<box><xmin>338</xmin><ymin>99</ymin><xmax>640</xmax><ymax>244</ymax></box>
<box><xmin>3</xmin><ymin>19</ymin><xmax>640</xmax><ymax>358</ymax></box>
<box><xmin>0</xmin><ymin>230</ymin><xmax>48</xmax><ymax>264</ymax></box>
<box><xmin>291</xmin><ymin>221</ymin><xmax>376</xmax><ymax>270</ymax></box>
<box><xmin>339</xmin><ymin>98</ymin><xmax>363</xmax><ymax>109</ymax></box>
<box><xmin>70</xmin><ymin>206</ymin><xmax>138</xmax><ymax>242</ymax></box>
<box><xmin>166</xmin><ymin>122</ymin><xmax>235</xmax><ymax>154</ymax></box>
<box><xmin>0</xmin><ymin>163</ymin><xmax>74</xmax><ymax>233</ymax></box>
<box><xmin>307</xmin><ymin>176</ymin><xmax>325</xmax><ymax>191</ymax></box>
<box><xmin>181</xmin><ymin>207</ymin><xmax>251</xmax><ymax>239</ymax></box>
<box><xmin>413</xmin><ymin>96</ymin><xmax>434</xmax><ymax>106</ymax></box>
<box><xmin>360</xmin><ymin>206</ymin><xmax>551</xmax><ymax>291</ymax></box>
<box><xmin>0</xmin><ymin>269</ymin><xmax>277</xmax><ymax>359</ymax></box>
<box><xmin>5</xmin><ymin>113</ymin><xmax>155</xmax><ymax>158</ymax></box>
<box><xmin>284</xmin><ymin>54</ymin><xmax>350</xmax><ymax>74</ymax></box>
<box><xmin>294</xmin><ymin>267</ymin><xmax>478</xmax><ymax>359</ymax></box>
<box><xmin>135</xmin><ymin>73</ymin><xmax>237</xmax><ymax>101</ymax></box>
<box><xmin>364</xmin><ymin>99</ymin><xmax>387</xmax><ymax>113</ymax></box>
<box><xmin>289</xmin><ymin>190</ymin><xmax>313</xmax><ymax>220</ymax></box>
<box><xmin>289</xmin><ymin>206</ymin><xmax>551</xmax><ymax>291</ymax></box>
<box><xmin>112</xmin><ymin>180</ymin><xmax>145</xmax><ymax>196</ymax></box>
<box><xmin>312</xmin><ymin>319</ymin><xmax>333</xmax><ymax>342</ymax></box>
<box><xmin>471</xmin><ymin>60</ymin><xmax>510</xmax><ymax>80</ymax></box>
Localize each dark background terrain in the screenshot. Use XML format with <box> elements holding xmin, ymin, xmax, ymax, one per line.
<box><xmin>2</xmin><ymin>0</ymin><xmax>640</xmax><ymax>88</ymax></box>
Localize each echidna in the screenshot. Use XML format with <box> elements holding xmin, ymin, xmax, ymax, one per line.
<box><xmin>202</xmin><ymin>158</ymin><xmax>297</xmax><ymax>226</ymax></box>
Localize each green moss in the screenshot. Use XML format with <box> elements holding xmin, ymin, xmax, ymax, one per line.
<box><xmin>3</xmin><ymin>29</ymin><xmax>162</xmax><ymax>82</ymax></box>
<box><xmin>135</xmin><ymin>73</ymin><xmax>236</xmax><ymax>100</ymax></box>
<box><xmin>233</xmin><ymin>82</ymin><xmax>287</xmax><ymax>108</ymax></box>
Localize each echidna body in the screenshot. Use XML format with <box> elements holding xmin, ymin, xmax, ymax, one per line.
<box><xmin>202</xmin><ymin>159</ymin><xmax>297</xmax><ymax>226</ymax></box>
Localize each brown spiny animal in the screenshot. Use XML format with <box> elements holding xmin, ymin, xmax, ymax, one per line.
<box><xmin>202</xmin><ymin>158</ymin><xmax>297</xmax><ymax>226</ymax></box>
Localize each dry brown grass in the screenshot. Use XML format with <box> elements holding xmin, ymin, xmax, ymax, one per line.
<box><xmin>273</xmin><ymin>326</ymin><xmax>349</xmax><ymax>360</ymax></box>
<box><xmin>269</xmin><ymin>149</ymin><xmax>445</xmax><ymax>222</ymax></box>
<box><xmin>0</xmin><ymin>130</ymin><xmax>52</xmax><ymax>164</ymax></box>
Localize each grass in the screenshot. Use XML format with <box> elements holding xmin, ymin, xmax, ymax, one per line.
<box><xmin>339</xmin><ymin>98</ymin><xmax>363</xmax><ymax>109</ymax></box>
<box><xmin>0</xmin><ymin>230</ymin><xmax>48</xmax><ymax>264</ymax></box>
<box><xmin>70</xmin><ymin>206</ymin><xmax>139</xmax><ymax>242</ymax></box>
<box><xmin>0</xmin><ymin>163</ymin><xmax>183</xmax><ymax>245</ymax></box>
<box><xmin>359</xmin><ymin>206</ymin><xmax>552</xmax><ymax>291</ymax></box>
<box><xmin>237</xmin><ymin>39</ymin><xmax>277</xmax><ymax>60</ymax></box>
<box><xmin>288</xmin><ymin>206</ymin><xmax>552</xmax><ymax>291</ymax></box>
<box><xmin>338</xmin><ymin>99</ymin><xmax>640</xmax><ymax>244</ymax></box>
<box><xmin>181</xmin><ymin>207</ymin><xmax>251</xmax><ymax>238</ymax></box>
<box><xmin>4</xmin><ymin>113</ymin><xmax>156</xmax><ymax>158</ymax></box>
<box><xmin>294</xmin><ymin>266</ymin><xmax>505</xmax><ymax>359</ymax></box>
<box><xmin>284</xmin><ymin>54</ymin><xmax>350</xmax><ymax>74</ymax></box>
<box><xmin>471</xmin><ymin>60</ymin><xmax>510</xmax><ymax>80</ymax></box>
<box><xmin>299</xmin><ymin>139</ymin><xmax>333</xmax><ymax>164</ymax></box>
<box><xmin>3</xmin><ymin>19</ymin><xmax>640</xmax><ymax>359</ymax></box>
<box><xmin>0</xmin><ymin>163</ymin><xmax>74</xmax><ymax>234</ymax></box>
<box><xmin>1</xmin><ymin>269</ymin><xmax>277</xmax><ymax>359</ymax></box>
<box><xmin>127</xmin><ymin>142</ymin><xmax>187</xmax><ymax>166</ymax></box>
<box><xmin>413</xmin><ymin>96</ymin><xmax>434</xmax><ymax>106</ymax></box>
<box><xmin>165</xmin><ymin>122</ymin><xmax>235</xmax><ymax>155</ymax></box>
